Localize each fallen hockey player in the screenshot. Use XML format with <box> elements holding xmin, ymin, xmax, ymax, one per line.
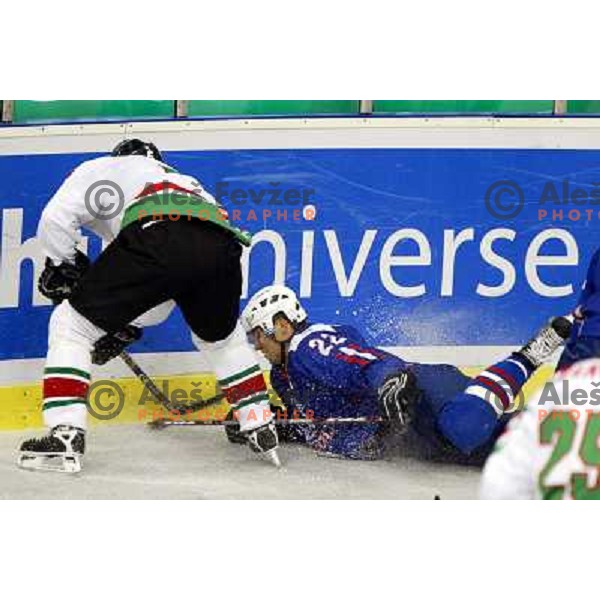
<box><xmin>232</xmin><ymin>285</ymin><xmax>572</xmax><ymax>464</ymax></box>
<box><xmin>18</xmin><ymin>138</ymin><xmax>280</xmax><ymax>473</ymax></box>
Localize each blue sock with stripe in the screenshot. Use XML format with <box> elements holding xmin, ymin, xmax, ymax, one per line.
<box><xmin>437</xmin><ymin>353</ymin><xmax>535</xmax><ymax>454</ymax></box>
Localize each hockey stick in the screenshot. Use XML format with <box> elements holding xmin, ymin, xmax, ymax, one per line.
<box><xmin>148</xmin><ymin>415</ymin><xmax>385</xmax><ymax>430</ymax></box>
<box><xmin>118</xmin><ymin>351</ymin><xmax>225</xmax><ymax>413</ymax></box>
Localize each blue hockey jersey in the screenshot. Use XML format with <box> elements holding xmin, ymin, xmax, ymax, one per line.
<box><xmin>269</xmin><ymin>323</ymin><xmax>405</xmax><ymax>459</ymax></box>
<box><xmin>269</xmin><ymin>323</ymin><xmax>475</xmax><ymax>460</ymax></box>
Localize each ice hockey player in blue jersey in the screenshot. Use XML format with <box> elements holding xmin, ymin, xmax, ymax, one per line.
<box><xmin>234</xmin><ymin>285</ymin><xmax>573</xmax><ymax>464</ymax></box>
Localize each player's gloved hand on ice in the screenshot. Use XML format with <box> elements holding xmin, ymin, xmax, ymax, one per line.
<box><xmin>224</xmin><ymin>408</ymin><xmax>247</xmax><ymax>444</ymax></box>
<box><xmin>91</xmin><ymin>325</ymin><xmax>143</xmax><ymax>365</ymax></box>
<box><xmin>38</xmin><ymin>250</ymin><xmax>90</xmax><ymax>303</ymax></box>
<box><xmin>377</xmin><ymin>369</ymin><xmax>421</xmax><ymax>425</ymax></box>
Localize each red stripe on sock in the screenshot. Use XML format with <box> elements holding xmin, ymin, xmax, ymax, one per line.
<box><xmin>474</xmin><ymin>376</ymin><xmax>510</xmax><ymax>410</ymax></box>
<box><xmin>487</xmin><ymin>365</ymin><xmax>520</xmax><ymax>395</ymax></box>
<box><xmin>224</xmin><ymin>373</ymin><xmax>267</xmax><ymax>404</ymax></box>
<box><xmin>43</xmin><ymin>377</ymin><xmax>89</xmax><ymax>400</ymax></box>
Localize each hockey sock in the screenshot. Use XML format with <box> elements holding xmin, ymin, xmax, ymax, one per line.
<box><xmin>43</xmin><ymin>361</ymin><xmax>90</xmax><ymax>430</ymax></box>
<box><xmin>462</xmin><ymin>352</ymin><xmax>534</xmax><ymax>415</ymax></box>
<box><xmin>193</xmin><ymin>322</ymin><xmax>271</xmax><ymax>431</ymax></box>
<box><xmin>43</xmin><ymin>302</ymin><xmax>103</xmax><ymax>430</ymax></box>
<box><xmin>436</xmin><ymin>353</ymin><xmax>534</xmax><ymax>455</ymax></box>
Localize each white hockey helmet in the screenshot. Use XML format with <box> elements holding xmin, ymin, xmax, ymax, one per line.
<box><xmin>242</xmin><ymin>285</ymin><xmax>308</xmax><ymax>336</ymax></box>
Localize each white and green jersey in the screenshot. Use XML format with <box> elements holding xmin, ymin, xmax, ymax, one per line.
<box><xmin>480</xmin><ymin>358</ymin><xmax>600</xmax><ymax>500</ymax></box>
<box><xmin>37</xmin><ymin>155</ymin><xmax>249</xmax><ymax>266</ymax></box>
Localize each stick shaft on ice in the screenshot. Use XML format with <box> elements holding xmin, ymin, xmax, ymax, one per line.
<box><xmin>148</xmin><ymin>416</ymin><xmax>385</xmax><ymax>429</ymax></box>
<box><xmin>119</xmin><ymin>351</ymin><xmax>225</xmax><ymax>412</ymax></box>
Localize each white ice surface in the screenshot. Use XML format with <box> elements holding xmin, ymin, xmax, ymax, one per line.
<box><xmin>0</xmin><ymin>425</ymin><xmax>480</xmax><ymax>499</ymax></box>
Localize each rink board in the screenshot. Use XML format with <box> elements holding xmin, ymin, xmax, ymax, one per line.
<box><xmin>0</xmin><ymin>116</ymin><xmax>598</xmax><ymax>428</ymax></box>
<box><xmin>0</xmin><ymin>364</ymin><xmax>554</xmax><ymax>430</ymax></box>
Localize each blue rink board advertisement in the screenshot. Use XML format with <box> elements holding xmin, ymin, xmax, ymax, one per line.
<box><xmin>1</xmin><ymin>145</ymin><xmax>599</xmax><ymax>360</ymax></box>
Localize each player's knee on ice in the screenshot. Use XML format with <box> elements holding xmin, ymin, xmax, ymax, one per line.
<box><xmin>437</xmin><ymin>394</ymin><xmax>499</xmax><ymax>455</ymax></box>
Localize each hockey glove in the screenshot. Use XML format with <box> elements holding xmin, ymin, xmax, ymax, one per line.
<box><xmin>377</xmin><ymin>369</ymin><xmax>421</xmax><ymax>425</ymax></box>
<box><xmin>91</xmin><ymin>325</ymin><xmax>143</xmax><ymax>365</ymax></box>
<box><xmin>224</xmin><ymin>408</ymin><xmax>247</xmax><ymax>445</ymax></box>
<box><xmin>38</xmin><ymin>250</ymin><xmax>90</xmax><ymax>303</ymax></box>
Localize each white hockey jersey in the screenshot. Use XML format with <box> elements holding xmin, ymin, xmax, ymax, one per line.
<box><xmin>37</xmin><ymin>155</ymin><xmax>215</xmax><ymax>264</ymax></box>
<box><xmin>480</xmin><ymin>358</ymin><xmax>600</xmax><ymax>500</ymax></box>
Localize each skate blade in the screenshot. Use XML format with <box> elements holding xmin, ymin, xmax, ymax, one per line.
<box><xmin>17</xmin><ymin>452</ymin><xmax>82</xmax><ymax>474</ymax></box>
<box><xmin>262</xmin><ymin>448</ymin><xmax>282</xmax><ymax>468</ymax></box>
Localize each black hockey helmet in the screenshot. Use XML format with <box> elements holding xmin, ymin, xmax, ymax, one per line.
<box><xmin>111</xmin><ymin>138</ymin><xmax>163</xmax><ymax>162</ymax></box>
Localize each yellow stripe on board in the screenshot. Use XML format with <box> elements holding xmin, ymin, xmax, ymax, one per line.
<box><xmin>0</xmin><ymin>374</ymin><xmax>225</xmax><ymax>430</ymax></box>
<box><xmin>0</xmin><ymin>366</ymin><xmax>556</xmax><ymax>431</ymax></box>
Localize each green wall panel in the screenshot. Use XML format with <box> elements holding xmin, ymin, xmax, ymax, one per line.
<box><xmin>373</xmin><ymin>100</ymin><xmax>553</xmax><ymax>113</ymax></box>
<box><xmin>10</xmin><ymin>100</ymin><xmax>600</xmax><ymax>123</ymax></box>
<box><xmin>567</xmin><ymin>101</ymin><xmax>600</xmax><ymax>114</ymax></box>
<box><xmin>188</xmin><ymin>100</ymin><xmax>359</xmax><ymax>116</ymax></box>
<box><xmin>13</xmin><ymin>100</ymin><xmax>174</xmax><ymax>123</ymax></box>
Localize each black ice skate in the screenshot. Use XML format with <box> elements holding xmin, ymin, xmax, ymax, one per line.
<box><xmin>519</xmin><ymin>315</ymin><xmax>573</xmax><ymax>368</ymax></box>
<box><xmin>18</xmin><ymin>424</ymin><xmax>85</xmax><ymax>473</ymax></box>
<box><xmin>245</xmin><ymin>421</ymin><xmax>281</xmax><ymax>468</ymax></box>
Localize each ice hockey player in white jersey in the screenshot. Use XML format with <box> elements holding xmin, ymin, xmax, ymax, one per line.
<box><xmin>480</xmin><ymin>358</ymin><xmax>600</xmax><ymax>499</ymax></box>
<box><xmin>18</xmin><ymin>139</ymin><xmax>280</xmax><ymax>472</ymax></box>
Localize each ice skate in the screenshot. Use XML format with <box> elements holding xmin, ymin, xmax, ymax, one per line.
<box><xmin>519</xmin><ymin>315</ymin><xmax>573</xmax><ymax>368</ymax></box>
<box><xmin>245</xmin><ymin>421</ymin><xmax>281</xmax><ymax>467</ymax></box>
<box><xmin>17</xmin><ymin>425</ymin><xmax>85</xmax><ymax>473</ymax></box>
